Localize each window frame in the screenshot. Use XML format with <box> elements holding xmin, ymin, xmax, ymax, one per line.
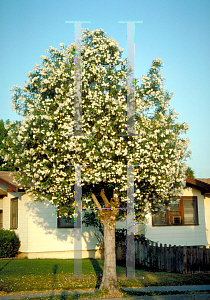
<box><xmin>152</xmin><ymin>196</ymin><xmax>199</xmax><ymax>227</ymax></box>
<box><xmin>57</xmin><ymin>210</ymin><xmax>81</xmax><ymax>229</ymax></box>
<box><xmin>10</xmin><ymin>197</ymin><xmax>18</xmax><ymax>229</ymax></box>
<box><xmin>0</xmin><ymin>209</ymin><xmax>3</xmax><ymax>229</ymax></box>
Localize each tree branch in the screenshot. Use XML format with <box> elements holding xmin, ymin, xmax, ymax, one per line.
<box><xmin>91</xmin><ymin>193</ymin><xmax>101</xmax><ymax>209</ymax></box>
<box><xmin>110</xmin><ymin>190</ymin><xmax>120</xmax><ymax>207</ymax></box>
<box><xmin>100</xmin><ymin>188</ymin><xmax>110</xmax><ymax>207</ymax></box>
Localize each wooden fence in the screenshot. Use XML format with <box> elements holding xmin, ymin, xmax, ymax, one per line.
<box><xmin>116</xmin><ymin>241</ymin><xmax>210</xmax><ymax>274</ymax></box>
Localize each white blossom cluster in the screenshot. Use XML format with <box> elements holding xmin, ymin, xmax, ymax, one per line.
<box><xmin>2</xmin><ymin>29</ymin><xmax>191</xmax><ymax>220</ymax></box>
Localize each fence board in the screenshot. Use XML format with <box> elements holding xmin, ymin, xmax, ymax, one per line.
<box><xmin>190</xmin><ymin>246</ymin><xmax>193</xmax><ymax>273</ymax></box>
<box><xmin>206</xmin><ymin>247</ymin><xmax>210</xmax><ymax>272</ymax></box>
<box><xmin>132</xmin><ymin>241</ymin><xmax>210</xmax><ymax>274</ymax></box>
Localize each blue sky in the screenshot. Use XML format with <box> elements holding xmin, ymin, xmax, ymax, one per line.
<box><xmin>0</xmin><ymin>0</ymin><xmax>209</xmax><ymax>177</ymax></box>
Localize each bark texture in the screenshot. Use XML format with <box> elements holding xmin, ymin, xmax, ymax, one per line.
<box><xmin>99</xmin><ymin>212</ymin><xmax>118</xmax><ymax>292</ymax></box>
<box><xmin>91</xmin><ymin>189</ymin><xmax>120</xmax><ymax>292</ymax></box>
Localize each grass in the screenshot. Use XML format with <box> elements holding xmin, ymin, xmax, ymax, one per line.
<box><xmin>19</xmin><ymin>291</ymin><xmax>210</xmax><ymax>300</ymax></box>
<box><xmin>0</xmin><ymin>258</ymin><xmax>209</xmax><ymax>298</ymax></box>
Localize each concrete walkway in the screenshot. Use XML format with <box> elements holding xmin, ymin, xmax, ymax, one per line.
<box><xmin>0</xmin><ymin>285</ymin><xmax>209</xmax><ymax>300</ymax></box>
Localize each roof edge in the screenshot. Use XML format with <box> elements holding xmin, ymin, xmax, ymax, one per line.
<box><xmin>0</xmin><ymin>177</ymin><xmax>18</xmax><ymax>192</ymax></box>
<box><xmin>186</xmin><ymin>176</ymin><xmax>210</xmax><ymax>194</ymax></box>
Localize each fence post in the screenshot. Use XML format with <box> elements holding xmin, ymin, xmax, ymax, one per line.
<box><xmin>193</xmin><ymin>246</ymin><xmax>196</xmax><ymax>273</ymax></box>
<box><xmin>139</xmin><ymin>241</ymin><xmax>143</xmax><ymax>265</ymax></box>
<box><xmin>194</xmin><ymin>246</ymin><xmax>198</xmax><ymax>272</ymax></box>
<box><xmin>183</xmin><ymin>246</ymin><xmax>187</xmax><ymax>274</ymax></box>
<box><xmin>198</xmin><ymin>246</ymin><xmax>202</xmax><ymax>273</ymax></box>
<box><xmin>159</xmin><ymin>243</ymin><xmax>162</xmax><ymax>270</ymax></box>
<box><xmin>168</xmin><ymin>244</ymin><xmax>172</xmax><ymax>272</ymax></box>
<box><xmin>203</xmin><ymin>246</ymin><xmax>207</xmax><ymax>273</ymax></box>
<box><xmin>150</xmin><ymin>242</ymin><xmax>154</xmax><ymax>268</ymax></box>
<box><xmin>173</xmin><ymin>245</ymin><xmax>176</xmax><ymax>273</ymax></box>
<box><xmin>143</xmin><ymin>241</ymin><xmax>146</xmax><ymax>266</ymax></box>
<box><xmin>181</xmin><ymin>246</ymin><xmax>184</xmax><ymax>274</ymax></box>
<box><xmin>155</xmin><ymin>242</ymin><xmax>159</xmax><ymax>270</ymax></box>
<box><xmin>206</xmin><ymin>247</ymin><xmax>210</xmax><ymax>272</ymax></box>
<box><xmin>178</xmin><ymin>246</ymin><xmax>181</xmax><ymax>273</ymax></box>
<box><xmin>146</xmin><ymin>242</ymin><xmax>149</xmax><ymax>267</ymax></box>
<box><xmin>190</xmin><ymin>246</ymin><xmax>193</xmax><ymax>273</ymax></box>
<box><xmin>161</xmin><ymin>244</ymin><xmax>165</xmax><ymax>271</ymax></box>
<box><xmin>186</xmin><ymin>246</ymin><xmax>190</xmax><ymax>274</ymax></box>
<box><xmin>164</xmin><ymin>244</ymin><xmax>167</xmax><ymax>271</ymax></box>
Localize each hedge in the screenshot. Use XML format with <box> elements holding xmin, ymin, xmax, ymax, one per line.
<box><xmin>0</xmin><ymin>229</ymin><xmax>20</xmax><ymax>258</ymax></box>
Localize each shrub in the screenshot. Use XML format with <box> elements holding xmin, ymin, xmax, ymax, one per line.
<box><xmin>0</xmin><ymin>229</ymin><xmax>20</xmax><ymax>258</ymax></box>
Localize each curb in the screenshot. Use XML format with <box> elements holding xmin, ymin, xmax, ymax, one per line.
<box><xmin>81</xmin><ymin>295</ymin><xmax>210</xmax><ymax>300</ymax></box>
<box><xmin>0</xmin><ymin>286</ymin><xmax>210</xmax><ymax>300</ymax></box>
<box><xmin>125</xmin><ymin>285</ymin><xmax>210</xmax><ymax>292</ymax></box>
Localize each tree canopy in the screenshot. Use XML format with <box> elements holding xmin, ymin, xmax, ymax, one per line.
<box><xmin>2</xmin><ymin>28</ymin><xmax>190</xmax><ymax>219</ymax></box>
<box><xmin>0</xmin><ymin>119</ymin><xmax>17</xmax><ymax>171</ymax></box>
<box><xmin>1</xmin><ymin>28</ymin><xmax>191</xmax><ymax>292</ymax></box>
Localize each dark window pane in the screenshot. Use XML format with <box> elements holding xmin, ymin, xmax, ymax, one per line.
<box><xmin>153</xmin><ymin>211</ymin><xmax>167</xmax><ymax>225</ymax></box>
<box><xmin>184</xmin><ymin>199</ymin><xmax>198</xmax><ymax>225</ymax></box>
<box><xmin>10</xmin><ymin>198</ymin><xmax>18</xmax><ymax>229</ymax></box>
<box><xmin>58</xmin><ymin>216</ymin><xmax>75</xmax><ymax>228</ymax></box>
<box><xmin>168</xmin><ymin>203</ymin><xmax>180</xmax><ymax>215</ymax></box>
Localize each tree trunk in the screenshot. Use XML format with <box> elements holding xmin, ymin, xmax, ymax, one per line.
<box><xmin>99</xmin><ymin>210</ymin><xmax>119</xmax><ymax>292</ymax></box>
<box><xmin>91</xmin><ymin>190</ymin><xmax>120</xmax><ymax>292</ymax></box>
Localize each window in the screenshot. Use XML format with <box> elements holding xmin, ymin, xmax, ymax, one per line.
<box><xmin>57</xmin><ymin>213</ymin><xmax>75</xmax><ymax>228</ymax></box>
<box><xmin>0</xmin><ymin>210</ymin><xmax>3</xmax><ymax>229</ymax></box>
<box><xmin>183</xmin><ymin>198</ymin><xmax>198</xmax><ymax>225</ymax></box>
<box><xmin>152</xmin><ymin>196</ymin><xmax>198</xmax><ymax>226</ymax></box>
<box><xmin>10</xmin><ymin>198</ymin><xmax>18</xmax><ymax>229</ymax></box>
<box><xmin>57</xmin><ymin>209</ymin><xmax>81</xmax><ymax>228</ymax></box>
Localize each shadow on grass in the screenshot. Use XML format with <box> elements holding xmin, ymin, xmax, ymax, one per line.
<box><xmin>49</xmin><ymin>261</ymin><xmax>100</xmax><ymax>299</ymax></box>
<box><xmin>89</xmin><ymin>258</ymin><xmax>103</xmax><ymax>289</ymax></box>
<box><xmin>0</xmin><ymin>258</ymin><xmax>14</xmax><ymax>272</ymax></box>
<box><xmin>49</xmin><ymin>264</ymin><xmax>59</xmax><ymax>300</ymax></box>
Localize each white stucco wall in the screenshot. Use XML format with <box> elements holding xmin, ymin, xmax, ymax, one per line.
<box><xmin>204</xmin><ymin>194</ymin><xmax>210</xmax><ymax>246</ymax></box>
<box><xmin>0</xmin><ymin>183</ymin><xmax>101</xmax><ymax>257</ymax></box>
<box><xmin>144</xmin><ymin>187</ymin><xmax>208</xmax><ymax>246</ymax></box>
<box><xmin>25</xmin><ymin>199</ymin><xmax>98</xmax><ymax>253</ymax></box>
<box><xmin>1</xmin><ymin>181</ymin><xmax>209</xmax><ymax>256</ymax></box>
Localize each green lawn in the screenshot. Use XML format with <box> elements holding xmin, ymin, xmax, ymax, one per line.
<box><xmin>0</xmin><ymin>258</ymin><xmax>209</xmax><ymax>295</ymax></box>
<box><xmin>19</xmin><ymin>291</ymin><xmax>210</xmax><ymax>300</ymax></box>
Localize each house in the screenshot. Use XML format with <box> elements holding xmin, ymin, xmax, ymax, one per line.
<box><xmin>0</xmin><ymin>171</ymin><xmax>102</xmax><ymax>259</ymax></box>
<box><xmin>135</xmin><ymin>177</ymin><xmax>210</xmax><ymax>248</ymax></box>
<box><xmin>0</xmin><ymin>171</ymin><xmax>210</xmax><ymax>259</ymax></box>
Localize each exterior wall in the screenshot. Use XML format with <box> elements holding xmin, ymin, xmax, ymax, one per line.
<box><xmin>0</xmin><ymin>183</ymin><xmax>10</xmax><ymax>230</ymax></box>
<box><xmin>25</xmin><ymin>199</ymin><xmax>99</xmax><ymax>254</ymax></box>
<box><xmin>1</xmin><ymin>180</ymin><xmax>209</xmax><ymax>256</ymax></box>
<box><xmin>144</xmin><ymin>187</ymin><xmax>208</xmax><ymax>246</ymax></box>
<box><xmin>204</xmin><ymin>194</ymin><xmax>210</xmax><ymax>247</ymax></box>
<box><xmin>0</xmin><ymin>183</ymin><xmax>102</xmax><ymax>258</ymax></box>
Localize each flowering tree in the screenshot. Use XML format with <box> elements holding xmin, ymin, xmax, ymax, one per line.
<box><xmin>0</xmin><ymin>119</ymin><xmax>17</xmax><ymax>171</ymax></box>
<box><xmin>1</xmin><ymin>29</ymin><xmax>190</xmax><ymax>292</ymax></box>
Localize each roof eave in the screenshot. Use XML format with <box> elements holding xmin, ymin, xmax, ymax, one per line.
<box><xmin>0</xmin><ymin>178</ymin><xmax>18</xmax><ymax>193</ymax></box>
<box><xmin>186</xmin><ymin>176</ymin><xmax>210</xmax><ymax>194</ymax></box>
